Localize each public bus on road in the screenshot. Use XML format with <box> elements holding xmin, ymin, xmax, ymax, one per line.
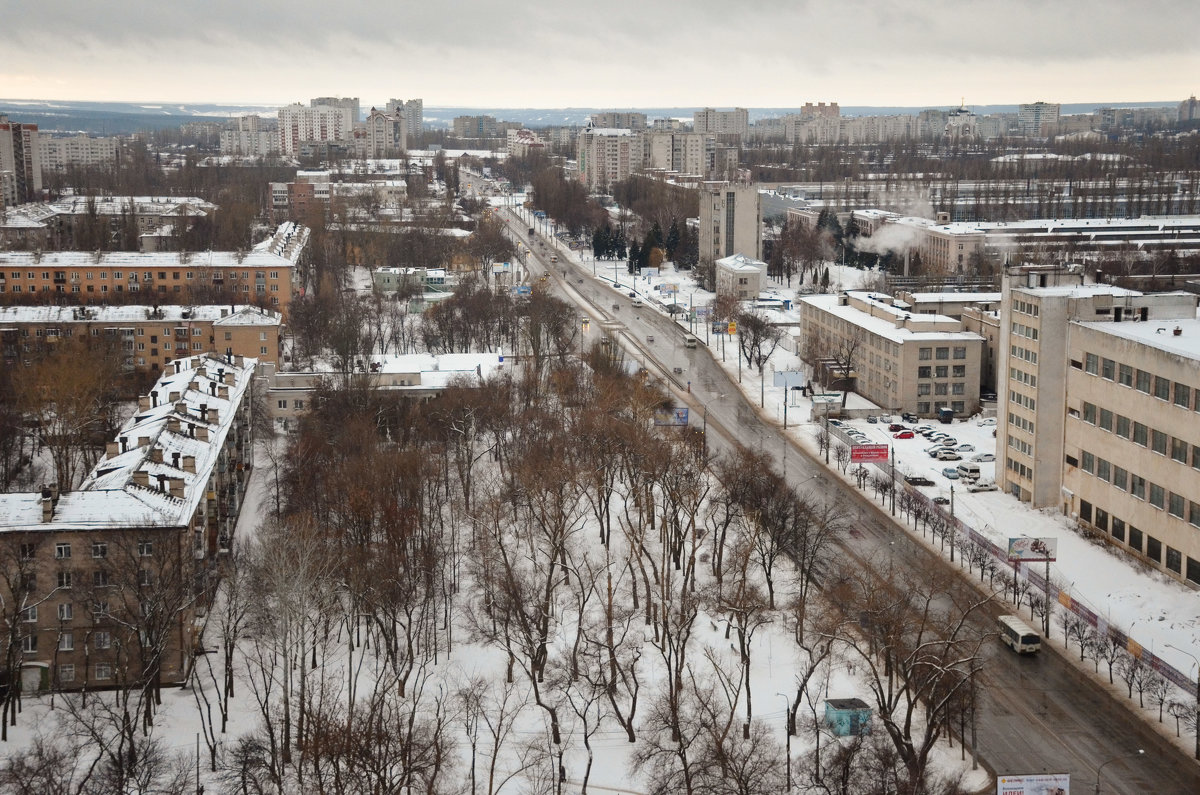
<box><xmin>998</xmin><ymin>615</ymin><xmax>1041</xmax><ymax>654</ymax></box>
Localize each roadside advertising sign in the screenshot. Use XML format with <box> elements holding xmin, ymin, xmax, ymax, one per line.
<box><xmin>1006</xmin><ymin>537</ymin><xmax>1058</xmax><ymax>563</ymax></box>
<box><xmin>850</xmin><ymin>444</ymin><xmax>889</xmax><ymax>462</ymax></box>
<box><xmin>653</xmin><ymin>407</ymin><xmax>689</xmax><ymax>426</ymax></box>
<box><xmin>996</xmin><ymin>772</ymin><xmax>1069</xmax><ymax>794</ymax></box>
<box><xmin>727</xmin><ymin>321</ymin><xmax>737</xmax><ymax>335</ymax></box>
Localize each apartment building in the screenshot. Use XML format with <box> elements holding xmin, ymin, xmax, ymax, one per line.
<box><xmin>693</xmin><ymin>108</ymin><xmax>749</xmax><ymax>140</ymax></box>
<box><xmin>452</xmin><ymin>115</ymin><xmax>524</xmax><ymax>140</ymax></box>
<box><xmin>589</xmin><ymin>112</ymin><xmax>647</xmax><ymax>130</ymax></box>
<box><xmin>386</xmin><ymin>99</ymin><xmax>423</xmax><ymax>142</ymax></box>
<box><xmin>39</xmin><ymin>135</ymin><xmax>120</xmax><ymax>171</ymax></box>
<box><xmin>995</xmin><ymin>269</ymin><xmax>1197</xmax><ymax>507</ymax></box>
<box><xmin>0</xmin><ymin>304</ymin><xmax>281</xmax><ymax>372</ymax></box>
<box><xmin>278</xmin><ymin>103</ymin><xmax>354</xmax><ymax>156</ymax></box>
<box><xmin>310</xmin><ymin>96</ymin><xmax>360</xmax><ymax>122</ymax></box>
<box><xmin>1018</xmin><ymin>101</ymin><xmax>1061</xmax><ymax>137</ymax></box>
<box><xmin>0</xmin><ymin>353</ymin><xmax>256</xmax><ymax>691</ymax></box>
<box><xmin>364</xmin><ymin>108</ymin><xmax>407</xmax><ymax>157</ymax></box>
<box><xmin>507</xmin><ymin>129</ymin><xmax>547</xmax><ymax>158</ymax></box>
<box><xmin>799</xmin><ymin>291</ymin><xmax>985</xmax><ymax>417</ymax></box>
<box><xmin>0</xmin><ymin>247</ymin><xmax>297</xmax><ymax>314</ymax></box>
<box><xmin>577</xmin><ymin>127</ymin><xmax>637</xmax><ymax>191</ymax></box>
<box><xmin>0</xmin><ymin>116</ymin><xmax>42</xmax><ymax>206</ymax></box>
<box><xmin>220</xmin><ymin>115</ymin><xmax>279</xmax><ymax>157</ymax></box>
<box><xmin>699</xmin><ymin>182</ymin><xmax>761</xmax><ymax>262</ymax></box>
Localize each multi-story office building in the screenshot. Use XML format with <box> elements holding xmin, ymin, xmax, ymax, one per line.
<box><xmin>693</xmin><ymin>108</ymin><xmax>749</xmax><ymax>140</ymax></box>
<box><xmin>278</xmin><ymin>103</ymin><xmax>354</xmax><ymax>156</ymax></box>
<box><xmin>699</xmin><ymin>182</ymin><xmax>761</xmax><ymax>262</ymax></box>
<box><xmin>39</xmin><ymin>135</ymin><xmax>120</xmax><ymax>171</ymax></box>
<box><xmin>589</xmin><ymin>112</ymin><xmax>647</xmax><ymax>131</ymax></box>
<box><xmin>995</xmin><ymin>269</ymin><xmax>1197</xmax><ymax>508</ymax></box>
<box><xmin>0</xmin><ymin>115</ymin><xmax>42</xmax><ymax>206</ymax></box>
<box><xmin>0</xmin><ymin>353</ymin><xmax>256</xmax><ymax>691</ymax></box>
<box><xmin>0</xmin><ymin>304</ymin><xmax>281</xmax><ymax>372</ymax></box>
<box><xmin>1018</xmin><ymin>101</ymin><xmax>1061</xmax><ymax>137</ymax></box>
<box><xmin>1180</xmin><ymin>96</ymin><xmax>1200</xmax><ymax>123</ymax></box>
<box><xmin>799</xmin><ymin>291</ymin><xmax>985</xmax><ymax>417</ymax></box>
<box><xmin>1065</xmin><ymin>314</ymin><xmax>1200</xmax><ymax>585</ymax></box>
<box><xmin>576</xmin><ymin>127</ymin><xmax>637</xmax><ymax>191</ymax></box>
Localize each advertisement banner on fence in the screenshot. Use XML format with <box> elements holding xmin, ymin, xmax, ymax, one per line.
<box><xmin>850</xmin><ymin>444</ymin><xmax>889</xmax><ymax>462</ymax></box>
<box><xmin>996</xmin><ymin>773</ymin><xmax>1069</xmax><ymax>795</ymax></box>
<box><xmin>1006</xmin><ymin>537</ymin><xmax>1057</xmax><ymax>562</ymax></box>
<box><xmin>653</xmin><ymin>407</ymin><xmax>689</xmax><ymax>426</ymax></box>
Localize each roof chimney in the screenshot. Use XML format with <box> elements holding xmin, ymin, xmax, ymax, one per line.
<box><xmin>182</xmin><ymin>455</ymin><xmax>196</xmax><ymax>473</ymax></box>
<box><xmin>133</xmin><ymin>470</ymin><xmax>150</xmax><ymax>488</ymax></box>
<box><xmin>151</xmin><ymin>389</ymin><xmax>158</xmax><ymax>407</ymax></box>
<box><xmin>138</xmin><ymin>395</ymin><xmax>152</xmax><ymax>411</ymax></box>
<box><xmin>169</xmin><ymin>478</ymin><xmax>185</xmax><ymax>499</ymax></box>
<box><xmin>156</xmin><ymin>474</ymin><xmax>168</xmax><ymax>493</ymax></box>
<box><xmin>150</xmin><ymin>447</ymin><xmax>163</xmax><ymax>464</ymax></box>
<box><xmin>172</xmin><ymin>452</ymin><xmax>181</xmax><ymax>469</ymax></box>
<box><xmin>106</xmin><ymin>441</ymin><xmax>120</xmax><ymax>458</ymax></box>
<box><xmin>137</xmin><ymin>436</ymin><xmax>150</xmax><ymax>448</ymax></box>
<box><xmin>42</xmin><ymin>494</ymin><xmax>53</xmax><ymax>523</ymax></box>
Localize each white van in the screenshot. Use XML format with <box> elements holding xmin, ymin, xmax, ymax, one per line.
<box><xmin>684</xmin><ymin>335</ymin><xmax>698</xmax><ymax>348</ymax></box>
<box><xmin>956</xmin><ymin>462</ymin><xmax>981</xmax><ymax>481</ymax></box>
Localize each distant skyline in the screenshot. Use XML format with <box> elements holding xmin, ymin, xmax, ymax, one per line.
<box><xmin>1</xmin><ymin>1</ymin><xmax>1197</xmax><ymax>109</ymax></box>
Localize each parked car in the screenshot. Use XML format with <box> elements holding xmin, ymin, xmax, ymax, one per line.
<box><xmin>915</xmin><ymin>425</ymin><xmax>934</xmax><ymax>433</ymax></box>
<box><xmin>866</xmin><ymin>416</ymin><xmax>878</xmax><ymax>424</ymax></box>
<box><xmin>968</xmin><ymin>478</ymin><xmax>998</xmax><ymax>492</ymax></box>
<box><xmin>941</xmin><ymin>467</ymin><xmax>961</xmax><ymax>479</ymax></box>
<box><xmin>893</xmin><ymin>430</ymin><xmax>915</xmax><ymax>439</ymax></box>
<box><xmin>904</xmin><ymin>475</ymin><xmax>935</xmax><ymax>486</ymax></box>
<box><xmin>933</xmin><ymin>496</ymin><xmax>951</xmax><ymax>505</ymax></box>
<box><xmin>972</xmin><ymin>453</ymin><xmax>996</xmax><ymax>462</ymax></box>
<box><xmin>956</xmin><ymin>444</ymin><xmax>975</xmax><ymax>453</ymax></box>
<box><xmin>888</xmin><ymin>423</ymin><xmax>907</xmax><ymax>432</ymax></box>
<box><xmin>829</xmin><ymin>420</ymin><xmax>844</xmax><ymax>427</ymax></box>
<box><xmin>977</xmin><ymin>417</ymin><xmax>997</xmax><ymax>427</ymax></box>
<box><xmin>981</xmin><ymin>392</ymin><xmax>998</xmax><ymax>402</ymax></box>
<box><xmin>938</xmin><ymin>437</ymin><xmax>959</xmax><ymax>447</ymax></box>
<box><xmin>902</xmin><ymin>412</ymin><xmax>918</xmax><ymax>423</ymax></box>
<box><xmin>936</xmin><ymin>449</ymin><xmax>963</xmax><ymax>461</ymax></box>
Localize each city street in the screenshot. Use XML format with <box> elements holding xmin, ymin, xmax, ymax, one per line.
<box><xmin>509</xmin><ymin>207</ymin><xmax>1200</xmax><ymax>793</ymax></box>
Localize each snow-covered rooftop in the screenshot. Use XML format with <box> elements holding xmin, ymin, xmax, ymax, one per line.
<box><xmin>0</xmin><ymin>304</ymin><xmax>280</xmax><ymax>326</ymax></box>
<box><xmin>800</xmin><ymin>291</ymin><xmax>985</xmax><ymax>345</ymax></box>
<box><xmin>0</xmin><ymin>353</ymin><xmax>256</xmax><ymax>533</ymax></box>
<box><xmin>1077</xmin><ymin>317</ymin><xmax>1200</xmax><ymax>362</ymax></box>
<box><xmin>0</xmin><ymin>248</ymin><xmax>292</xmax><ymax>270</ymax></box>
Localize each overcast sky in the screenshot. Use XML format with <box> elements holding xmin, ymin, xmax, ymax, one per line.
<box><xmin>2</xmin><ymin>0</ymin><xmax>1197</xmax><ymax>109</ymax></box>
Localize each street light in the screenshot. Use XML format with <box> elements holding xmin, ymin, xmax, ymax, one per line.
<box><xmin>776</xmin><ymin>692</ymin><xmax>793</xmax><ymax>790</ymax></box>
<box><xmin>1166</xmin><ymin>643</ymin><xmax>1200</xmax><ymax>760</ymax></box>
<box><xmin>1094</xmin><ymin>748</ymin><xmax>1143</xmax><ymax>794</ymax></box>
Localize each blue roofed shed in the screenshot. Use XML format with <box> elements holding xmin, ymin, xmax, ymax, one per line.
<box><xmin>824</xmin><ymin>698</ymin><xmax>872</xmax><ymax>737</ymax></box>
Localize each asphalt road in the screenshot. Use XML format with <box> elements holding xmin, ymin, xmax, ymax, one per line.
<box><xmin>504</xmin><ymin>208</ymin><xmax>1199</xmax><ymax>794</ymax></box>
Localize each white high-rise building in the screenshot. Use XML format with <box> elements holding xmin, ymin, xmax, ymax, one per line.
<box><xmin>278</xmin><ymin>103</ymin><xmax>354</xmax><ymax>156</ymax></box>
<box><xmin>576</xmin><ymin>127</ymin><xmax>637</xmax><ymax>191</ymax></box>
<box><xmin>220</xmin><ymin>115</ymin><xmax>279</xmax><ymax>157</ymax></box>
<box><xmin>0</xmin><ymin>115</ymin><xmax>42</xmax><ymax>206</ymax></box>
<box><xmin>699</xmin><ymin>182</ymin><xmax>761</xmax><ymax>262</ymax></box>
<box><xmin>1018</xmin><ymin>102</ymin><xmax>1060</xmax><ymax>137</ymax></box>
<box><xmin>387</xmin><ymin>99</ymin><xmax>424</xmax><ymax>142</ymax></box>
<box><xmin>693</xmin><ymin>108</ymin><xmax>749</xmax><ymax>140</ymax></box>
<box><xmin>365</xmin><ymin>108</ymin><xmax>407</xmax><ymax>157</ymax></box>
<box><xmin>38</xmin><ymin>134</ymin><xmax>119</xmax><ymax>171</ymax></box>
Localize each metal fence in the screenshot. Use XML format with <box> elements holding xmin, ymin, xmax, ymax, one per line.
<box><xmin>827</xmin><ymin>427</ymin><xmax>1195</xmax><ymax>694</ymax></box>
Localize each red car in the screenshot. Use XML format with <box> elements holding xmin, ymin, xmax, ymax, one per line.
<box><xmin>888</xmin><ymin>423</ymin><xmax>907</xmax><ymax>432</ymax></box>
<box><xmin>893</xmin><ymin>430</ymin><xmax>915</xmax><ymax>439</ymax></box>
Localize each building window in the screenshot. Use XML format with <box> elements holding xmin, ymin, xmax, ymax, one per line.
<box><xmin>1098</xmin><ymin>409</ymin><xmax>1113</xmax><ymax>431</ymax></box>
<box><xmin>55</xmin><ymin>542</ymin><xmax>71</xmax><ymax>559</ymax></box>
<box><xmin>1116</xmin><ymin>415</ymin><xmax>1130</xmax><ymax>438</ymax></box>
<box><xmin>19</xmin><ymin>543</ymin><xmax>35</xmax><ymax>560</ymax></box>
<box><xmin>138</xmin><ymin>540</ymin><xmax>153</xmax><ymax>557</ymax></box>
<box><xmin>935</xmin><ymin>365</ymin><xmax>948</xmax><ymax>378</ymax></box>
<box><xmin>1128</xmin><ymin>526</ymin><xmax>1144</xmax><ymax>552</ymax></box>
<box><xmin>93</xmin><ymin>570</ymin><xmax>109</xmax><ymax>587</ymax></box>
<box><xmin>58</xmin><ymin>664</ymin><xmax>75</xmax><ymax>683</ymax></box>
<box><xmin>22</xmin><ymin>635</ymin><xmax>37</xmax><ymax>654</ymax></box>
<box><xmin>952</xmin><ymin>382</ymin><xmax>965</xmax><ymax>395</ymax></box>
<box><xmin>1133</xmin><ymin>422</ymin><xmax>1148</xmax><ymax>446</ymax></box>
<box><xmin>21</xmin><ymin>605</ymin><xmax>37</xmax><ymax>622</ymax></box>
<box><xmin>1154</xmin><ymin>376</ymin><xmax>1170</xmax><ymax>401</ymax></box>
<box><xmin>1081</xmin><ymin>451</ymin><xmax>1095</xmax><ymax>473</ymax></box>
<box><xmin>1167</xmin><ymin>547</ymin><xmax>1183</xmax><ymax>573</ymax></box>
<box><xmin>59</xmin><ymin>632</ymin><xmax>74</xmax><ymax>651</ymax></box>
<box><xmin>58</xmin><ymin>603</ymin><xmax>72</xmax><ymax>621</ymax></box>
<box><xmin>1096</xmin><ymin>459</ymin><xmax>1110</xmax><ymax>482</ymax></box>
<box><xmin>1131</xmin><ymin>474</ymin><xmax>1146</xmax><ymax>499</ymax></box>
<box><xmin>918</xmin><ymin>366</ymin><xmax>931</xmax><ymax>378</ymax></box>
<box><xmin>1151</xmin><ymin>430</ymin><xmax>1167</xmax><ymax>455</ymax></box>
<box><xmin>953</xmin><ymin>365</ymin><xmax>966</xmax><ymax>378</ymax></box>
<box><xmin>1118</xmin><ymin>364</ymin><xmax>1133</xmax><ymax>387</ymax></box>
<box><xmin>1113</xmin><ymin>466</ymin><xmax>1128</xmax><ymax>491</ymax></box>
<box><xmin>1100</xmin><ymin>358</ymin><xmax>1115</xmax><ymax>380</ymax></box>
<box><xmin>57</xmin><ymin>571</ymin><xmax>72</xmax><ymax>589</ymax></box>
<box><xmin>953</xmin><ymin>347</ymin><xmax>966</xmax><ymax>360</ymax></box>
<box><xmin>1094</xmin><ymin>508</ymin><xmax>1109</xmax><ymax>531</ymax></box>
<box><xmin>917</xmin><ymin>384</ymin><xmax>930</xmax><ymax>396</ymax></box>
<box><xmin>1111</xmin><ymin>517</ymin><xmax>1126</xmax><ymax>542</ymax></box>
<box><xmin>1150</xmin><ymin>483</ymin><xmax>1165</xmax><ymax>509</ymax></box>
<box><xmin>1136</xmin><ymin>370</ymin><xmax>1151</xmax><ymax>393</ymax></box>
<box><xmin>1085</xmin><ymin>353</ymin><xmax>1098</xmax><ymax>374</ymax></box>
<box><xmin>92</xmin><ymin>542</ymin><xmax>107</xmax><ymax>558</ymax></box>
<box><xmin>1082</xmin><ymin>402</ymin><xmax>1096</xmax><ymax>423</ymax></box>
<box><xmin>1191</xmin><ymin>501</ymin><xmax>1200</xmax><ymax>528</ymax></box>
<box><xmin>1172</xmin><ymin>438</ymin><xmax>1189</xmax><ymax>463</ymax></box>
<box><xmin>919</xmin><ymin>347</ymin><xmax>932</xmax><ymax>361</ymax></box>
<box><xmin>94</xmin><ymin>631</ymin><xmax>111</xmax><ymax>649</ymax></box>
<box><xmin>1169</xmin><ymin>493</ymin><xmax>1185</xmax><ymax>518</ymax></box>
<box><xmin>94</xmin><ymin>663</ymin><xmax>113</xmax><ymax>680</ymax></box>
<box><xmin>935</xmin><ymin>347</ymin><xmax>949</xmax><ymax>360</ymax></box>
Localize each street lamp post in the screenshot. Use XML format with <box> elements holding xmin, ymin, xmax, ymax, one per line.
<box><xmin>1094</xmin><ymin>749</ymin><xmax>1143</xmax><ymax>794</ymax></box>
<box><xmin>777</xmin><ymin>693</ymin><xmax>793</xmax><ymax>790</ymax></box>
<box><xmin>1166</xmin><ymin>643</ymin><xmax>1200</xmax><ymax>760</ymax></box>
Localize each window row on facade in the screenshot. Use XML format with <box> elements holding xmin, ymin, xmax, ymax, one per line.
<box><xmin>1078</xmin><ymin>497</ymin><xmax>1199</xmax><ymax>585</ymax></box>
<box><xmin>1081</xmin><ymin>353</ymin><xmax>1200</xmax><ymax>410</ymax></box>
<box><xmin>1079</xmin><ymin>401</ymin><xmax>1200</xmax><ymax>466</ymax></box>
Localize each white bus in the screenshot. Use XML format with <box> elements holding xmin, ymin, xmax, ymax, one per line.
<box><xmin>998</xmin><ymin>615</ymin><xmax>1041</xmax><ymax>654</ymax></box>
